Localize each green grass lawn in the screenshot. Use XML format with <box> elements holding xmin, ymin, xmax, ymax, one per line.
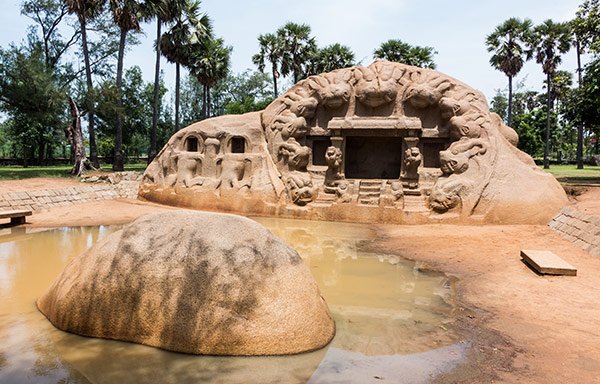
<box><xmin>542</xmin><ymin>164</ymin><xmax>600</xmax><ymax>185</ymax></box>
<box><xmin>0</xmin><ymin>163</ymin><xmax>148</xmax><ymax>180</ymax></box>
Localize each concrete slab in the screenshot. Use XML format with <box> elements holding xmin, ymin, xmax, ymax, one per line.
<box><xmin>521</xmin><ymin>250</ymin><xmax>577</xmax><ymax>276</ymax></box>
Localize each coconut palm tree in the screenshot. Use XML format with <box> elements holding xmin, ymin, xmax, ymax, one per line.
<box><xmin>190</xmin><ymin>37</ymin><xmax>231</xmax><ymax>117</ymax></box>
<box><xmin>109</xmin><ymin>0</ymin><xmax>142</xmax><ymax>171</ymax></box>
<box><xmin>160</xmin><ymin>0</ymin><xmax>211</xmax><ymax>129</ymax></box>
<box><xmin>373</xmin><ymin>39</ymin><xmax>437</xmax><ymax>69</ymax></box>
<box><xmin>252</xmin><ymin>33</ymin><xmax>283</xmax><ymax>98</ymax></box>
<box><xmin>485</xmin><ymin>18</ymin><xmax>533</xmax><ymax>128</ymax></box>
<box><xmin>307</xmin><ymin>43</ymin><xmax>355</xmax><ymax>75</ymax></box>
<box><xmin>531</xmin><ymin>19</ymin><xmax>572</xmax><ymax>169</ymax></box>
<box><xmin>278</xmin><ymin>22</ymin><xmax>317</xmax><ymax>83</ymax></box>
<box><xmin>66</xmin><ymin>0</ymin><xmax>106</xmax><ymax>168</ymax></box>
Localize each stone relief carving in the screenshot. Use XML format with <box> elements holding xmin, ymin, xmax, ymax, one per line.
<box><xmin>140</xmin><ymin>61</ymin><xmax>567</xmax><ymax>224</ymax></box>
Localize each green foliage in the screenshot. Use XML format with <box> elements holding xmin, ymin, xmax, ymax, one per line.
<box><xmin>486</xmin><ymin>18</ymin><xmax>533</xmax><ymax>79</ymax></box>
<box><xmin>278</xmin><ymin>22</ymin><xmax>317</xmax><ymax>83</ymax></box>
<box><xmin>573</xmin><ymin>0</ymin><xmax>600</xmax><ymax>54</ymax></box>
<box><xmin>490</xmin><ymin>90</ymin><xmax>508</xmax><ymax>121</ymax></box>
<box><xmin>307</xmin><ymin>43</ymin><xmax>355</xmax><ymax>75</ymax></box>
<box><xmin>373</xmin><ymin>39</ymin><xmax>437</xmax><ymax>69</ymax></box>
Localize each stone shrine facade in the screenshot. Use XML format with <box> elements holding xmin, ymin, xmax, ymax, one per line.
<box><xmin>139</xmin><ymin>61</ymin><xmax>567</xmax><ymax>224</ymax></box>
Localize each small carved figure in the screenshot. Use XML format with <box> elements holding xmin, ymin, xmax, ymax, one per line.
<box><xmin>323</xmin><ymin>146</ymin><xmax>349</xmax><ymax>200</ymax></box>
<box><xmin>282</xmin><ymin>90</ymin><xmax>318</xmax><ymax>119</ymax></box>
<box><xmin>390</xmin><ymin>181</ymin><xmax>404</xmax><ymax>207</ymax></box>
<box><xmin>279</xmin><ymin>139</ymin><xmax>311</xmax><ymax>172</ymax></box>
<box><xmin>401</xmin><ymin>147</ymin><xmax>422</xmax><ymax>181</ymax></box>
<box><xmin>439</xmin><ymin>96</ymin><xmax>473</xmax><ymax>120</ymax></box>
<box><xmin>218</xmin><ymin>158</ymin><xmax>252</xmax><ymax>190</ymax></box>
<box><xmin>439</xmin><ymin>139</ymin><xmax>487</xmax><ymax>175</ymax></box>
<box><xmin>286</xmin><ymin>171</ymin><xmax>316</xmax><ymax>206</ymax></box>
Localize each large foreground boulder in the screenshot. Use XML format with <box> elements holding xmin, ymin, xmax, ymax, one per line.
<box><xmin>37</xmin><ymin>211</ymin><xmax>335</xmax><ymax>355</ymax></box>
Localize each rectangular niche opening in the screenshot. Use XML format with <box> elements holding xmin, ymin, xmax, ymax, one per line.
<box><xmin>186</xmin><ymin>137</ymin><xmax>198</xmax><ymax>152</ymax></box>
<box><xmin>344</xmin><ymin>136</ymin><xmax>403</xmax><ymax>179</ymax></box>
<box><xmin>421</xmin><ymin>141</ymin><xmax>447</xmax><ymax>168</ymax></box>
<box><xmin>231</xmin><ymin>137</ymin><xmax>245</xmax><ymax>153</ymax></box>
<box><xmin>311</xmin><ymin>137</ymin><xmax>332</xmax><ymax>166</ymax></box>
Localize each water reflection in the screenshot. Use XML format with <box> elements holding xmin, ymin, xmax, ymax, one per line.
<box><xmin>0</xmin><ymin>220</ymin><xmax>460</xmax><ymax>383</ymax></box>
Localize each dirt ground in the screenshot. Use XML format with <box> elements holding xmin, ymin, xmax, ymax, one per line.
<box><xmin>8</xmin><ymin>178</ymin><xmax>600</xmax><ymax>383</ymax></box>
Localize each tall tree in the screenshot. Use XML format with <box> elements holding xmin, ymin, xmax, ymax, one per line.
<box><xmin>160</xmin><ymin>0</ymin><xmax>211</xmax><ymax>129</ymax></box>
<box><xmin>485</xmin><ymin>18</ymin><xmax>533</xmax><ymax>128</ymax></box>
<box><xmin>278</xmin><ymin>22</ymin><xmax>317</xmax><ymax>83</ymax></box>
<box><xmin>65</xmin><ymin>0</ymin><xmax>105</xmax><ymax>168</ymax></box>
<box><xmin>143</xmin><ymin>0</ymin><xmax>181</xmax><ymax>163</ymax></box>
<box><xmin>572</xmin><ymin>0</ymin><xmax>600</xmax><ymax>168</ymax></box>
<box><xmin>190</xmin><ymin>37</ymin><xmax>231</xmax><ymax>117</ymax></box>
<box><xmin>252</xmin><ymin>32</ymin><xmax>283</xmax><ymax>98</ymax></box>
<box><xmin>531</xmin><ymin>19</ymin><xmax>572</xmax><ymax>169</ymax></box>
<box><xmin>373</xmin><ymin>39</ymin><xmax>437</xmax><ymax>69</ymax></box>
<box><xmin>109</xmin><ymin>0</ymin><xmax>142</xmax><ymax>171</ymax></box>
<box><xmin>308</xmin><ymin>43</ymin><xmax>355</xmax><ymax>75</ymax></box>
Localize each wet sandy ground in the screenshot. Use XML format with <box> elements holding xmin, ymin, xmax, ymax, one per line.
<box><xmin>6</xmin><ymin>178</ymin><xmax>600</xmax><ymax>383</ymax></box>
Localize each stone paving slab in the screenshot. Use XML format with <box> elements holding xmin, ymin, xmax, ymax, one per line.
<box><xmin>521</xmin><ymin>250</ymin><xmax>577</xmax><ymax>276</ymax></box>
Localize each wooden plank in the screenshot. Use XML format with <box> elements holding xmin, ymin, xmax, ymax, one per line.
<box><xmin>0</xmin><ymin>210</ymin><xmax>33</xmax><ymax>219</ymax></box>
<box><xmin>521</xmin><ymin>250</ymin><xmax>577</xmax><ymax>276</ymax></box>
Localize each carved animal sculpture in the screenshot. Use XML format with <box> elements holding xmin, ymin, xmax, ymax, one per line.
<box><xmin>353</xmin><ymin>62</ymin><xmax>404</xmax><ymax>108</ymax></box>
<box><xmin>429</xmin><ymin>178</ymin><xmax>465</xmax><ymax>213</ymax></box>
<box><xmin>405</xmin><ymin>76</ymin><xmax>451</xmax><ymax>109</ymax></box>
<box><xmin>306</xmin><ymin>72</ymin><xmax>353</xmax><ymax>109</ymax></box>
<box><xmin>439</xmin><ymin>139</ymin><xmax>487</xmax><ymax>175</ymax></box>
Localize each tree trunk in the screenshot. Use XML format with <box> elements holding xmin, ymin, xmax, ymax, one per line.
<box><xmin>507</xmin><ymin>75</ymin><xmax>513</xmax><ymax>127</ymax></box>
<box><xmin>149</xmin><ymin>20</ymin><xmax>161</xmax><ymax>164</ymax></box>
<box><xmin>202</xmin><ymin>84</ymin><xmax>207</xmax><ymax>119</ymax></box>
<box><xmin>543</xmin><ymin>72</ymin><xmax>552</xmax><ymax>170</ymax></box>
<box><xmin>38</xmin><ymin>140</ymin><xmax>45</xmax><ymax>165</ymax></box>
<box><xmin>81</xmin><ymin>15</ymin><xmax>99</xmax><ymax>169</ymax></box>
<box><xmin>576</xmin><ymin>40</ymin><xmax>584</xmax><ymax>169</ymax></box>
<box><xmin>175</xmin><ymin>62</ymin><xmax>180</xmax><ymax>131</ymax></box>
<box><xmin>271</xmin><ymin>64</ymin><xmax>278</xmax><ymax>98</ymax></box>
<box><xmin>207</xmin><ymin>85</ymin><xmax>211</xmax><ymax>117</ymax></box>
<box><xmin>113</xmin><ymin>28</ymin><xmax>127</xmax><ymax>172</ymax></box>
<box><xmin>67</xmin><ymin>97</ymin><xmax>90</xmax><ymax>176</ymax></box>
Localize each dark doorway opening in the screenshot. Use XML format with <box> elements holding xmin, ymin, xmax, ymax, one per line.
<box><xmin>421</xmin><ymin>141</ymin><xmax>447</xmax><ymax>168</ymax></box>
<box><xmin>311</xmin><ymin>137</ymin><xmax>332</xmax><ymax>166</ymax></box>
<box><xmin>186</xmin><ymin>137</ymin><xmax>198</xmax><ymax>152</ymax></box>
<box><xmin>231</xmin><ymin>137</ymin><xmax>245</xmax><ymax>153</ymax></box>
<box><xmin>345</xmin><ymin>136</ymin><xmax>403</xmax><ymax>179</ymax></box>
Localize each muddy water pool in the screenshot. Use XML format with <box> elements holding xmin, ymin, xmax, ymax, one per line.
<box><xmin>0</xmin><ymin>218</ymin><xmax>464</xmax><ymax>383</ymax></box>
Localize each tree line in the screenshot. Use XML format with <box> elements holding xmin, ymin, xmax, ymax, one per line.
<box><xmin>0</xmin><ymin>0</ymin><xmax>597</xmax><ymax>175</ymax></box>
<box><xmin>486</xmin><ymin>0</ymin><xmax>600</xmax><ymax>168</ymax></box>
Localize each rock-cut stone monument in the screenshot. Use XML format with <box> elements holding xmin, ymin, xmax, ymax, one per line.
<box><xmin>139</xmin><ymin>60</ymin><xmax>567</xmax><ymax>224</ymax></box>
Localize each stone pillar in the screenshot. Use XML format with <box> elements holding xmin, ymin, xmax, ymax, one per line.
<box><xmin>330</xmin><ymin>134</ymin><xmax>345</xmax><ymax>171</ymax></box>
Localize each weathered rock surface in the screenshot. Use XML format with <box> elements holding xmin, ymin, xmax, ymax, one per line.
<box><xmin>37</xmin><ymin>211</ymin><xmax>335</xmax><ymax>355</ymax></box>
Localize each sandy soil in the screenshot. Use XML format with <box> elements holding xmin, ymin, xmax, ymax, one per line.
<box><xmin>6</xmin><ymin>177</ymin><xmax>600</xmax><ymax>383</ymax></box>
<box><xmin>0</xmin><ymin>177</ymin><xmax>82</xmax><ymax>193</ymax></box>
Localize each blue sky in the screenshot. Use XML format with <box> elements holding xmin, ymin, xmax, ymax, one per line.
<box><xmin>0</xmin><ymin>0</ymin><xmax>588</xmax><ymax>103</ymax></box>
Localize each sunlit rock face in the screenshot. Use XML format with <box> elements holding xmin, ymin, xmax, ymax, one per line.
<box><xmin>37</xmin><ymin>211</ymin><xmax>335</xmax><ymax>355</ymax></box>
<box><xmin>139</xmin><ymin>60</ymin><xmax>567</xmax><ymax>224</ymax></box>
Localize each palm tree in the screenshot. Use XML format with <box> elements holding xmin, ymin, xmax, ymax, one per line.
<box><xmin>277</xmin><ymin>22</ymin><xmax>317</xmax><ymax>83</ymax></box>
<box><xmin>373</xmin><ymin>39</ymin><xmax>437</xmax><ymax>69</ymax></box>
<box><xmin>307</xmin><ymin>43</ymin><xmax>355</xmax><ymax>75</ymax></box>
<box><xmin>66</xmin><ymin>0</ymin><xmax>105</xmax><ymax>168</ymax></box>
<box><xmin>109</xmin><ymin>0</ymin><xmax>142</xmax><ymax>171</ymax></box>
<box><xmin>485</xmin><ymin>18</ymin><xmax>533</xmax><ymax>128</ymax></box>
<box><xmin>531</xmin><ymin>19</ymin><xmax>572</xmax><ymax>169</ymax></box>
<box><xmin>252</xmin><ymin>33</ymin><xmax>283</xmax><ymax>98</ymax></box>
<box><xmin>571</xmin><ymin>0</ymin><xmax>599</xmax><ymax>168</ymax></box>
<box><xmin>143</xmin><ymin>0</ymin><xmax>182</xmax><ymax>163</ymax></box>
<box><xmin>190</xmin><ymin>37</ymin><xmax>231</xmax><ymax>117</ymax></box>
<box><xmin>160</xmin><ymin>0</ymin><xmax>211</xmax><ymax>129</ymax></box>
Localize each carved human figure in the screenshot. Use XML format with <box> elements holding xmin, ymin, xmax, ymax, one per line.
<box><xmin>219</xmin><ymin>158</ymin><xmax>252</xmax><ymax>191</ymax></box>
<box><xmin>401</xmin><ymin>147</ymin><xmax>422</xmax><ymax>180</ymax></box>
